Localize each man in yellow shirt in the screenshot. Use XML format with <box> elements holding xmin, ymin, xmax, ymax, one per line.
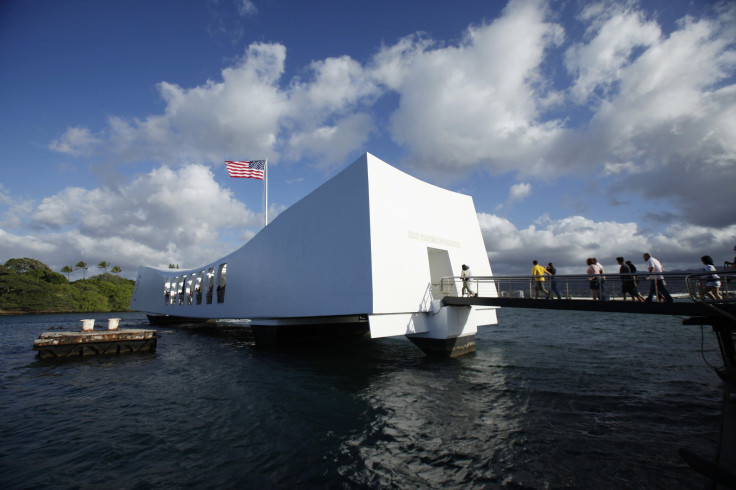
<box><xmin>532</xmin><ymin>260</ymin><xmax>549</xmax><ymax>299</ymax></box>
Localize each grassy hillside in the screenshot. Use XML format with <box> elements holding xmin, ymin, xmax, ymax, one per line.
<box><xmin>0</xmin><ymin>258</ymin><xmax>135</xmax><ymax>313</ymax></box>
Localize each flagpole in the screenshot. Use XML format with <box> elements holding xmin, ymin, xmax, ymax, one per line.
<box><xmin>264</xmin><ymin>157</ymin><xmax>268</xmax><ymax>227</ymax></box>
<box><xmin>224</xmin><ymin>159</ymin><xmax>268</xmax><ymax>227</ymax></box>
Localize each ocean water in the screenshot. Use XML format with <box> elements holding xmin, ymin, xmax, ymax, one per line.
<box><xmin>0</xmin><ymin>308</ymin><xmax>724</xmax><ymax>489</ymax></box>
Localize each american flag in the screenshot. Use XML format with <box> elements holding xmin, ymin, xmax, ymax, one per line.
<box><xmin>225</xmin><ymin>160</ymin><xmax>265</xmax><ymax>180</ymax></box>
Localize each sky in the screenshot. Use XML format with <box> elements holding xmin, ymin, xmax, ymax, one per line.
<box><xmin>1</xmin><ymin>0</ymin><xmax>735</xmax><ymax>279</ymax></box>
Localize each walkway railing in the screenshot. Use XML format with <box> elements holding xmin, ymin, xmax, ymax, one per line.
<box><xmin>440</xmin><ymin>270</ymin><xmax>736</xmax><ymax>303</ymax></box>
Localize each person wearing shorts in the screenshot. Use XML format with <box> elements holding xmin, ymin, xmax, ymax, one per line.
<box><xmin>532</xmin><ymin>260</ymin><xmax>549</xmax><ymax>299</ymax></box>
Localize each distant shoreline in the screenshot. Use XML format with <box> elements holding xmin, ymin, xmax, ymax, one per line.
<box><xmin>0</xmin><ymin>309</ymin><xmax>133</xmax><ymax>316</ymax></box>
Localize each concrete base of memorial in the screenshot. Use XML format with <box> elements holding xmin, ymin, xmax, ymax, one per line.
<box><xmin>406</xmin><ymin>333</ymin><xmax>476</xmax><ymax>357</ymax></box>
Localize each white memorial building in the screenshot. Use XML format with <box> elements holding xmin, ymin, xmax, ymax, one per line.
<box><xmin>130</xmin><ymin>153</ymin><xmax>497</xmax><ymax>356</ymax></box>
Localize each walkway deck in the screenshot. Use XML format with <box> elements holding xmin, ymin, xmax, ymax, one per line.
<box><xmin>443</xmin><ymin>296</ymin><xmax>736</xmax><ymax>317</ymax></box>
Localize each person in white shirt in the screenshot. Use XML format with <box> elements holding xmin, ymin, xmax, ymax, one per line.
<box><xmin>700</xmin><ymin>255</ymin><xmax>722</xmax><ymax>300</ymax></box>
<box><xmin>593</xmin><ymin>258</ymin><xmax>607</xmax><ymax>300</ymax></box>
<box><xmin>461</xmin><ymin>264</ymin><xmax>477</xmax><ymax>297</ymax></box>
<box><xmin>643</xmin><ymin>253</ymin><xmax>673</xmax><ymax>303</ymax></box>
<box><xmin>586</xmin><ymin>258</ymin><xmax>602</xmax><ymax>300</ymax></box>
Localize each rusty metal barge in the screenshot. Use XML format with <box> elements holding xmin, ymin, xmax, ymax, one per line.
<box><xmin>32</xmin><ymin>318</ymin><xmax>158</xmax><ymax>359</ymax></box>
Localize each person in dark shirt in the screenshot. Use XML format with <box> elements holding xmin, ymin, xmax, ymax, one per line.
<box><xmin>546</xmin><ymin>262</ymin><xmax>561</xmax><ymax>299</ymax></box>
<box><xmin>617</xmin><ymin>257</ymin><xmax>644</xmax><ymax>301</ymax></box>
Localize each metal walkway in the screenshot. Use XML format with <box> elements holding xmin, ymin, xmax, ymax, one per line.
<box><xmin>442</xmin><ymin>295</ymin><xmax>736</xmax><ymax>317</ymax></box>
<box><xmin>439</xmin><ymin>270</ymin><xmax>736</xmax><ymax>319</ymax></box>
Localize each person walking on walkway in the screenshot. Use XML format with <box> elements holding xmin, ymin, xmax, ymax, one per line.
<box><xmin>586</xmin><ymin>258</ymin><xmax>602</xmax><ymax>300</ymax></box>
<box><xmin>593</xmin><ymin>258</ymin><xmax>607</xmax><ymax>300</ymax></box>
<box><xmin>643</xmin><ymin>253</ymin><xmax>673</xmax><ymax>303</ymax></box>
<box><xmin>532</xmin><ymin>260</ymin><xmax>549</xmax><ymax>299</ymax></box>
<box><xmin>461</xmin><ymin>264</ymin><xmax>477</xmax><ymax>297</ymax></box>
<box><xmin>700</xmin><ymin>255</ymin><xmax>722</xmax><ymax>300</ymax></box>
<box><xmin>546</xmin><ymin>262</ymin><xmax>562</xmax><ymax>299</ymax></box>
<box><xmin>617</xmin><ymin>257</ymin><xmax>644</xmax><ymax>301</ymax></box>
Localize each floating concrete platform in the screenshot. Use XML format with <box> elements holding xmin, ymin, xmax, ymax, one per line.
<box><xmin>33</xmin><ymin>328</ymin><xmax>158</xmax><ymax>359</ymax></box>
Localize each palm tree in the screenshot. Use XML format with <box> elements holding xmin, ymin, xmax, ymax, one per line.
<box><xmin>97</xmin><ymin>261</ymin><xmax>110</xmax><ymax>273</ymax></box>
<box><xmin>60</xmin><ymin>265</ymin><xmax>73</xmax><ymax>280</ymax></box>
<box><xmin>75</xmin><ymin>261</ymin><xmax>88</xmax><ymax>279</ymax></box>
<box><xmin>111</xmin><ymin>266</ymin><xmax>122</xmax><ymax>275</ymax></box>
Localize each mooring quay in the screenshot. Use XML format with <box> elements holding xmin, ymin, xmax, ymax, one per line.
<box><xmin>441</xmin><ymin>271</ymin><xmax>736</xmax><ymax>488</ymax></box>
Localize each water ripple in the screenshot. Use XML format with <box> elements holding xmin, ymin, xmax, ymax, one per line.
<box><xmin>0</xmin><ymin>310</ymin><xmax>723</xmax><ymax>489</ymax></box>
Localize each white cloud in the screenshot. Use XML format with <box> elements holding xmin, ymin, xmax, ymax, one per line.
<box><xmin>238</xmin><ymin>0</ymin><xmax>257</xmax><ymax>17</ymax></box>
<box><xmin>602</xmin><ymin>161</ymin><xmax>642</xmax><ymax>176</ymax></box>
<box><xmin>285</xmin><ymin>55</ymin><xmax>381</xmax><ymax>166</ymax></box>
<box><xmin>0</xmin><ymin>228</ymin><xmax>57</xmax><ymax>256</ymax></box>
<box><xmin>206</xmin><ymin>0</ymin><xmax>259</xmax><ymax>43</ymax></box>
<box><xmin>1</xmin><ymin>198</ymin><xmax>34</xmax><ymax>230</ymax></box>
<box><xmin>0</xmin><ymin>184</ymin><xmax>12</xmax><ymax>206</ymax></box>
<box><xmin>290</xmin><ymin>55</ymin><xmax>380</xmax><ymax>116</ymax></box>
<box><xmin>0</xmin><ymin>164</ymin><xmax>262</xmax><ymax>276</ymax></box>
<box><xmin>49</xmin><ymin>126</ymin><xmax>102</xmax><ymax>156</ymax></box>
<box><xmin>285</xmin><ymin>113</ymin><xmax>374</xmax><ymax>167</ymax></box>
<box><xmin>509</xmin><ymin>182</ymin><xmax>531</xmax><ymax>202</ymax></box>
<box><xmin>565</xmin><ymin>3</ymin><xmax>661</xmax><ymax>104</ymax></box>
<box><xmin>57</xmin><ymin>43</ymin><xmax>289</xmax><ymax>165</ymax></box>
<box><xmin>478</xmin><ymin>212</ymin><xmax>736</xmax><ymax>275</ymax></box>
<box><xmin>384</xmin><ymin>0</ymin><xmax>565</xmax><ymax>174</ymax></box>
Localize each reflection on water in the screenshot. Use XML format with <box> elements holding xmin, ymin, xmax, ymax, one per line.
<box><xmin>345</xmin><ymin>353</ymin><xmax>522</xmax><ymax>488</ymax></box>
<box><xmin>0</xmin><ymin>309</ymin><xmax>723</xmax><ymax>489</ymax></box>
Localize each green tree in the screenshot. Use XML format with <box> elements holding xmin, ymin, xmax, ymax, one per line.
<box><xmin>61</xmin><ymin>265</ymin><xmax>73</xmax><ymax>280</ymax></box>
<box><xmin>75</xmin><ymin>261</ymin><xmax>88</xmax><ymax>279</ymax></box>
<box><xmin>87</xmin><ymin>274</ymin><xmax>135</xmax><ymax>310</ymax></box>
<box><xmin>0</xmin><ymin>275</ymin><xmax>74</xmax><ymax>312</ymax></box>
<box><xmin>3</xmin><ymin>258</ymin><xmax>66</xmax><ymax>284</ymax></box>
<box><xmin>4</xmin><ymin>258</ymin><xmax>50</xmax><ymax>274</ymax></box>
<box><xmin>0</xmin><ymin>260</ymin><xmax>73</xmax><ymax>312</ymax></box>
<box><xmin>111</xmin><ymin>266</ymin><xmax>122</xmax><ymax>275</ymax></box>
<box><xmin>69</xmin><ymin>281</ymin><xmax>110</xmax><ymax>311</ymax></box>
<box><xmin>41</xmin><ymin>270</ymin><xmax>67</xmax><ymax>285</ymax></box>
<box><xmin>97</xmin><ymin>261</ymin><xmax>110</xmax><ymax>273</ymax></box>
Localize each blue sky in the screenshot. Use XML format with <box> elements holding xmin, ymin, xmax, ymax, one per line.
<box><xmin>1</xmin><ymin>0</ymin><xmax>734</xmax><ymax>278</ymax></box>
